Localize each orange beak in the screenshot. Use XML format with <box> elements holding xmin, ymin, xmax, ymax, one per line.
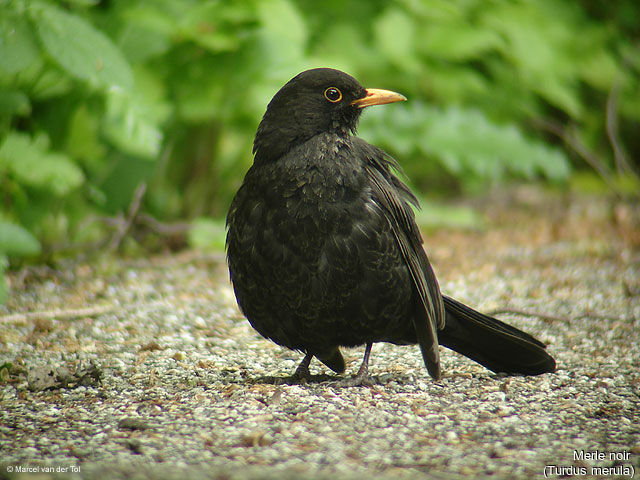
<box><xmin>351</xmin><ymin>88</ymin><xmax>407</xmax><ymax>108</ymax></box>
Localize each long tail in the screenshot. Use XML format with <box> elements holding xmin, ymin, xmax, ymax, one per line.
<box><xmin>438</xmin><ymin>296</ymin><xmax>556</xmax><ymax>375</ymax></box>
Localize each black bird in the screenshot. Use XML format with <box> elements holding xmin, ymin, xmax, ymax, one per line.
<box><xmin>226</xmin><ymin>68</ymin><xmax>556</xmax><ymax>384</ymax></box>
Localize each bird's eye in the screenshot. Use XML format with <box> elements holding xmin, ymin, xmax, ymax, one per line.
<box><xmin>324</xmin><ymin>87</ymin><xmax>342</xmax><ymax>103</ymax></box>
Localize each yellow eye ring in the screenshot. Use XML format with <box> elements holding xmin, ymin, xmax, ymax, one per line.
<box><xmin>324</xmin><ymin>87</ymin><xmax>342</xmax><ymax>103</ymax></box>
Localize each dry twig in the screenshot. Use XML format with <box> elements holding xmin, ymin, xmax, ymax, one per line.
<box><xmin>0</xmin><ymin>304</ymin><xmax>116</xmax><ymax>324</ymax></box>
<box><xmin>488</xmin><ymin>307</ymin><xmax>627</xmax><ymax>324</ymax></box>
<box><xmin>108</xmin><ymin>182</ymin><xmax>147</xmax><ymax>251</ymax></box>
<box><xmin>606</xmin><ymin>80</ymin><xmax>637</xmax><ymax>178</ymax></box>
<box><xmin>532</xmin><ymin>118</ymin><xmax>620</xmax><ymax>196</ymax></box>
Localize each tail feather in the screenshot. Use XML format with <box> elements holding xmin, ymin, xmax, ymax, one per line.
<box><xmin>316</xmin><ymin>347</ymin><xmax>346</xmax><ymax>374</ymax></box>
<box><xmin>439</xmin><ymin>296</ymin><xmax>556</xmax><ymax>375</ymax></box>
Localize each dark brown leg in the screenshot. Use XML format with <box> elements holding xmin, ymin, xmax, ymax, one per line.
<box><xmin>291</xmin><ymin>352</ymin><xmax>313</xmax><ymax>382</ymax></box>
<box><xmin>337</xmin><ymin>343</ymin><xmax>374</xmax><ymax>387</ymax></box>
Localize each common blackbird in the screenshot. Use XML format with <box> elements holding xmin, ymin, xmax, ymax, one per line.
<box><xmin>226</xmin><ymin>68</ymin><xmax>556</xmax><ymax>384</ymax></box>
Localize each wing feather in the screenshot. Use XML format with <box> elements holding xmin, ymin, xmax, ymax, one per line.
<box><xmin>357</xmin><ymin>139</ymin><xmax>445</xmax><ymax>379</ymax></box>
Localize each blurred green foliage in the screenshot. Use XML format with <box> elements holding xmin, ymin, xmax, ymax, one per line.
<box><xmin>1</xmin><ymin>0</ymin><xmax>639</xmax><ymax>290</ymax></box>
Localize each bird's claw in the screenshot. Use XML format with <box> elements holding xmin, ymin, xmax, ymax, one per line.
<box><xmin>333</xmin><ymin>373</ymin><xmax>377</xmax><ymax>387</ymax></box>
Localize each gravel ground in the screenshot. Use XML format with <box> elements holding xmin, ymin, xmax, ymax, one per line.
<box><xmin>1</xmin><ymin>192</ymin><xmax>639</xmax><ymax>480</ymax></box>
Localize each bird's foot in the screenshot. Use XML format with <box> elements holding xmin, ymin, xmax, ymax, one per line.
<box><xmin>336</xmin><ymin>343</ymin><xmax>376</xmax><ymax>387</ymax></box>
<box><xmin>288</xmin><ymin>352</ymin><xmax>314</xmax><ymax>383</ymax></box>
<box><xmin>247</xmin><ymin>352</ymin><xmax>341</xmax><ymax>385</ymax></box>
<box><xmin>250</xmin><ymin>373</ymin><xmax>337</xmax><ymax>385</ymax></box>
<box><xmin>288</xmin><ymin>361</ymin><xmax>311</xmax><ymax>384</ymax></box>
<box><xmin>251</xmin><ymin>356</ymin><xmax>312</xmax><ymax>385</ymax></box>
<box><xmin>256</xmin><ymin>353</ymin><xmax>331</xmax><ymax>385</ymax></box>
<box><xmin>333</xmin><ymin>347</ymin><xmax>376</xmax><ymax>387</ymax></box>
<box><xmin>334</xmin><ymin>372</ymin><xmax>376</xmax><ymax>387</ymax></box>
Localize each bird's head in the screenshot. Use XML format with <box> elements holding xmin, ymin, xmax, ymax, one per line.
<box><xmin>253</xmin><ymin>68</ymin><xmax>406</xmax><ymax>163</ymax></box>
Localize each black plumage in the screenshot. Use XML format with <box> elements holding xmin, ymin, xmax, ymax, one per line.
<box><xmin>226</xmin><ymin>68</ymin><xmax>555</xmax><ymax>383</ymax></box>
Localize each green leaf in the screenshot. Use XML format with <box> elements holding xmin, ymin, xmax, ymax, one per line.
<box><xmin>178</xmin><ymin>2</ymin><xmax>256</xmax><ymax>53</ymax></box>
<box><xmin>578</xmin><ymin>48</ymin><xmax>619</xmax><ymax>90</ymax></box>
<box><xmin>570</xmin><ymin>172</ymin><xmax>640</xmax><ymax>196</ymax></box>
<box><xmin>480</xmin><ymin>1</ymin><xmax>584</xmax><ymax>118</ymax></box>
<box><xmin>30</xmin><ymin>2</ymin><xmax>134</xmax><ymax>91</ymax></box>
<box><xmin>0</xmin><ymin>255</ymin><xmax>7</xmax><ymax>305</ymax></box>
<box><xmin>0</xmin><ymin>89</ymin><xmax>31</xmax><ymax>117</ymax></box>
<box><xmin>117</xmin><ymin>20</ymin><xmax>172</xmax><ymax>63</ymax></box>
<box><xmin>65</xmin><ymin>0</ymin><xmax>100</xmax><ymax>6</ymax></box>
<box><xmin>419</xmin><ymin>63</ymin><xmax>489</xmax><ymax>103</ymax></box>
<box><xmin>0</xmin><ymin>131</ymin><xmax>84</xmax><ymax>195</ymax></box>
<box><xmin>533</xmin><ymin>79</ymin><xmax>582</xmax><ymax>119</ymax></box>
<box><xmin>257</xmin><ymin>0</ymin><xmax>306</xmax><ymax>72</ymax></box>
<box><xmin>65</xmin><ymin>104</ymin><xmax>106</xmax><ymax>170</ymax></box>
<box><xmin>361</xmin><ymin>103</ymin><xmax>571</xmax><ymax>183</ymax></box>
<box><xmin>419</xmin><ymin>24</ymin><xmax>503</xmax><ymax>61</ymax></box>
<box><xmin>0</xmin><ymin>9</ymin><xmax>41</xmax><ymax>75</ymax></box>
<box><xmin>415</xmin><ymin>201</ymin><xmax>486</xmax><ymax>231</ymax></box>
<box><xmin>422</xmin><ymin>106</ymin><xmax>571</xmax><ymax>181</ymax></box>
<box><xmin>188</xmin><ymin>218</ymin><xmax>227</xmax><ymax>252</ymax></box>
<box><xmin>102</xmin><ymin>87</ymin><xmax>163</xmax><ymax>159</ymax></box>
<box><xmin>29</xmin><ymin>66</ymin><xmax>75</xmax><ymax>100</ymax></box>
<box><xmin>308</xmin><ymin>24</ymin><xmax>365</xmax><ymax>74</ymax></box>
<box><xmin>373</xmin><ymin>7</ymin><xmax>420</xmax><ymax>72</ymax></box>
<box><xmin>0</xmin><ymin>221</ymin><xmax>41</xmax><ymax>256</ymax></box>
<box><xmin>117</xmin><ymin>4</ymin><xmax>178</xmax><ymax>39</ymax></box>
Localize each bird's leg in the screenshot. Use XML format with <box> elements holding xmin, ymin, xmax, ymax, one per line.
<box><xmin>255</xmin><ymin>353</ymin><xmax>313</xmax><ymax>385</ymax></box>
<box><xmin>291</xmin><ymin>352</ymin><xmax>313</xmax><ymax>383</ymax></box>
<box><xmin>337</xmin><ymin>343</ymin><xmax>375</xmax><ymax>387</ymax></box>
<box><xmin>355</xmin><ymin>342</ymin><xmax>373</xmax><ymax>378</ymax></box>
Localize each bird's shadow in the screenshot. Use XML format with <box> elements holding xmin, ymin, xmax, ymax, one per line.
<box><xmin>246</xmin><ymin>373</ymin><xmax>403</xmax><ymax>387</ymax></box>
<box><xmin>248</xmin><ymin>373</ymin><xmax>342</xmax><ymax>385</ymax></box>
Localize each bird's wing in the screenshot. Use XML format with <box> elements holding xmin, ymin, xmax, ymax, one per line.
<box><xmin>356</xmin><ymin>139</ymin><xmax>445</xmax><ymax>379</ymax></box>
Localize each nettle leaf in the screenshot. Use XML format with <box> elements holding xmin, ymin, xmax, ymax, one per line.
<box><xmin>0</xmin><ymin>131</ymin><xmax>84</xmax><ymax>195</ymax></box>
<box><xmin>257</xmin><ymin>0</ymin><xmax>307</xmax><ymax>71</ymax></box>
<box><xmin>178</xmin><ymin>2</ymin><xmax>256</xmax><ymax>53</ymax></box>
<box><xmin>480</xmin><ymin>1</ymin><xmax>584</xmax><ymax>118</ymax></box>
<box><xmin>361</xmin><ymin>103</ymin><xmax>570</xmax><ymax>182</ymax></box>
<box><xmin>419</xmin><ymin>24</ymin><xmax>504</xmax><ymax>61</ymax></box>
<box><xmin>0</xmin><ymin>255</ymin><xmax>7</xmax><ymax>304</ymax></box>
<box><xmin>374</xmin><ymin>7</ymin><xmax>420</xmax><ymax>72</ymax></box>
<box><xmin>420</xmin><ymin>63</ymin><xmax>489</xmax><ymax>103</ymax></box>
<box><xmin>117</xmin><ymin>19</ymin><xmax>172</xmax><ymax>63</ymax></box>
<box><xmin>28</xmin><ymin>66</ymin><xmax>75</xmax><ymax>100</ymax></box>
<box><xmin>0</xmin><ymin>89</ymin><xmax>31</xmax><ymax>117</ymax></box>
<box><xmin>420</xmin><ymin>106</ymin><xmax>571</xmax><ymax>181</ymax></box>
<box><xmin>188</xmin><ymin>218</ymin><xmax>226</xmax><ymax>252</ymax></box>
<box><xmin>65</xmin><ymin>0</ymin><xmax>100</xmax><ymax>6</ymax></box>
<box><xmin>66</xmin><ymin>104</ymin><xmax>106</xmax><ymax>171</ymax></box>
<box><xmin>0</xmin><ymin>221</ymin><xmax>41</xmax><ymax>256</ymax></box>
<box><xmin>30</xmin><ymin>2</ymin><xmax>133</xmax><ymax>91</ymax></box>
<box><xmin>0</xmin><ymin>8</ymin><xmax>41</xmax><ymax>75</ymax></box>
<box><xmin>533</xmin><ymin>79</ymin><xmax>582</xmax><ymax>119</ymax></box>
<box><xmin>578</xmin><ymin>47</ymin><xmax>618</xmax><ymax>91</ymax></box>
<box><xmin>415</xmin><ymin>201</ymin><xmax>486</xmax><ymax>231</ymax></box>
<box><xmin>102</xmin><ymin>87</ymin><xmax>162</xmax><ymax>159</ymax></box>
